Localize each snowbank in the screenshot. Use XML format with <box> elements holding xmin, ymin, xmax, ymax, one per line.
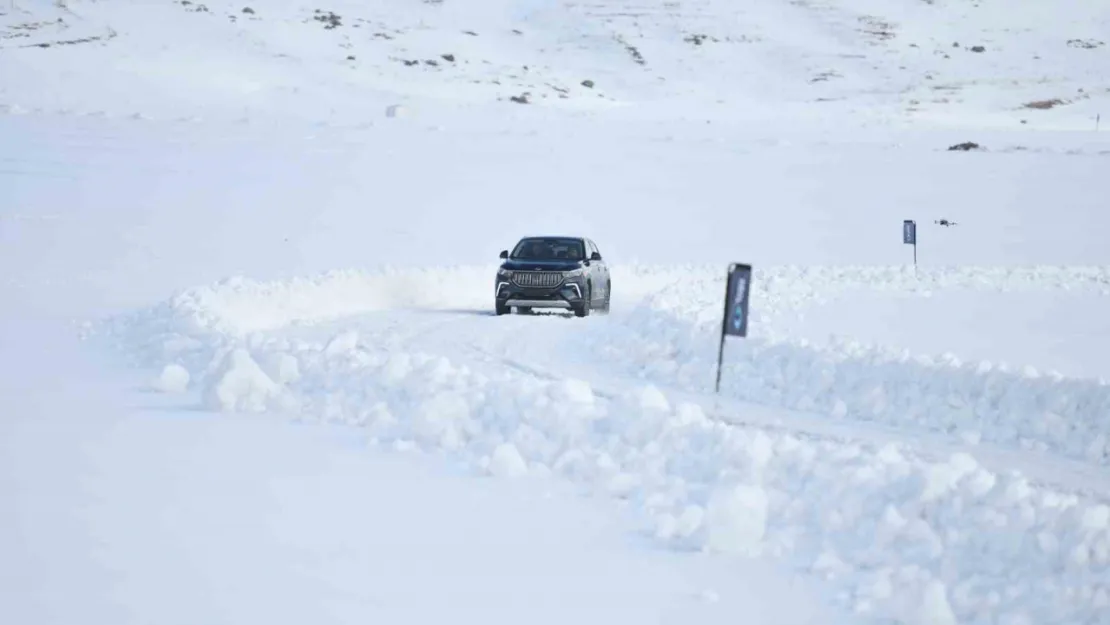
<box><xmin>89</xmin><ymin>262</ymin><xmax>1110</xmax><ymax>625</ymax></box>
<box><xmin>93</xmin><ymin>263</ymin><xmax>1110</xmax><ymax>473</ymax></box>
<box><xmin>119</xmin><ymin>335</ymin><xmax>1110</xmax><ymax>625</ymax></box>
<box><xmin>598</xmin><ymin>294</ymin><xmax>1110</xmax><ymax>469</ymax></box>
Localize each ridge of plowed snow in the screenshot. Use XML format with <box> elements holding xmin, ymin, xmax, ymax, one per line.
<box><xmin>88</xmin><ymin>265</ymin><xmax>1110</xmax><ymax>625</ymax></box>
<box><xmin>601</xmin><ymin>301</ymin><xmax>1110</xmax><ymax>467</ymax></box>
<box><xmin>91</xmin><ymin>264</ymin><xmax>1110</xmax><ymax>476</ymax></box>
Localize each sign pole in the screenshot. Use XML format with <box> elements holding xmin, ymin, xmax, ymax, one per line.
<box><xmin>715</xmin><ymin>262</ymin><xmax>753</xmax><ymax>394</ymax></box>
<box><xmin>714</xmin><ymin>329</ymin><xmax>726</xmax><ymax>394</ymax></box>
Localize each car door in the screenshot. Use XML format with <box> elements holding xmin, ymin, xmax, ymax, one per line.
<box><xmin>587</xmin><ymin>238</ymin><xmax>609</xmax><ymax>303</ymax></box>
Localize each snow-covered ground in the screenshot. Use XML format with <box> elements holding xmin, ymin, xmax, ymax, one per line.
<box><xmin>3</xmin><ymin>0</ymin><xmax>1110</xmax><ymax>624</ymax></box>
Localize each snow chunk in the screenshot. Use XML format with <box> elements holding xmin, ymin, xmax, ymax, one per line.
<box><xmin>381</xmin><ymin>353</ymin><xmax>413</xmax><ymax>384</ymax></box>
<box><xmin>703</xmin><ymin>483</ymin><xmax>767</xmax><ymax>556</ymax></box>
<box><xmin>153</xmin><ymin>363</ymin><xmax>190</xmax><ymax>393</ymax></box>
<box><xmin>921</xmin><ymin>453</ymin><xmax>979</xmax><ymax>502</ymax></box>
<box><xmin>655</xmin><ymin>505</ymin><xmax>705</xmax><ymax>542</ymax></box>
<box><xmin>908</xmin><ymin>580</ymin><xmax>959</xmax><ymax>625</ymax></box>
<box><xmin>1081</xmin><ymin>504</ymin><xmax>1110</xmax><ymax>531</ymax></box>
<box><xmin>263</xmin><ymin>353</ymin><xmax>300</xmax><ymax>385</ymax></box>
<box><xmin>811</xmin><ymin>549</ymin><xmax>850</xmax><ymax>578</ymax></box>
<box><xmin>607</xmin><ymin>472</ymin><xmax>640</xmax><ymax>497</ymax></box>
<box><xmin>324</xmin><ymin>330</ymin><xmax>359</xmax><ymax>355</ymax></box>
<box><xmin>673</xmin><ymin>402</ymin><xmax>708</xmax><ymax>426</ymax></box>
<box><xmin>489</xmin><ymin>442</ymin><xmax>528</xmax><ymax>478</ymax></box>
<box><xmin>413</xmin><ymin>392</ymin><xmax>472</xmax><ymax>450</ymax></box>
<box><xmin>677</xmin><ymin>505</ymin><xmax>705</xmax><ymax>537</ymax></box>
<box><xmin>637</xmin><ymin>385</ymin><xmax>670</xmax><ymax>412</ymax></box>
<box><xmin>205</xmin><ymin>348</ymin><xmax>281</xmax><ymax>412</ymax></box>
<box><xmin>549</xmin><ymin>378</ymin><xmax>594</xmax><ymax>404</ymax></box>
<box><xmin>274</xmin><ymin>353</ymin><xmax>300</xmax><ymax>384</ymax></box>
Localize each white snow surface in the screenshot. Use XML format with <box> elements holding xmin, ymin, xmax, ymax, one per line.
<box><xmin>4</xmin><ymin>0</ymin><xmax>1110</xmax><ymax>624</ymax></box>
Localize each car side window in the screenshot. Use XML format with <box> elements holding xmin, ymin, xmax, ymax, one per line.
<box><xmin>591</xmin><ymin>240</ymin><xmax>603</xmax><ymax>260</ymax></box>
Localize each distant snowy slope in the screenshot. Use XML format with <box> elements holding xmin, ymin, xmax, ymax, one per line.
<box><xmin>3</xmin><ymin>0</ymin><xmax>1107</xmax><ymax>126</ymax></box>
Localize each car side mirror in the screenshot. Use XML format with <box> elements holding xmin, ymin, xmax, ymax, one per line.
<box><xmin>499</xmin><ymin>250</ymin><xmax>508</xmax><ymax>259</ymax></box>
<box><xmin>590</xmin><ymin>252</ymin><xmax>602</xmax><ymax>261</ymax></box>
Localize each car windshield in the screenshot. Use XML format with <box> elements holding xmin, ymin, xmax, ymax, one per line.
<box><xmin>510</xmin><ymin>238</ymin><xmax>584</xmax><ymax>260</ymax></box>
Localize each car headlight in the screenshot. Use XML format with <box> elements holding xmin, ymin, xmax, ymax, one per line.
<box><xmin>497</xmin><ymin>268</ymin><xmax>513</xmax><ymax>278</ymax></box>
<box><xmin>562</xmin><ymin>268</ymin><xmax>584</xmax><ymax>278</ymax></box>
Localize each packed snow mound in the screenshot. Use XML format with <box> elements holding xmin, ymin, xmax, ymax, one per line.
<box><xmin>203</xmin><ymin>347</ymin><xmax>295</xmax><ymax>413</ymax></box>
<box><xmin>703</xmin><ymin>482</ymin><xmax>769</xmax><ymax>557</ymax></box>
<box><xmin>487</xmin><ymin>442</ymin><xmax>530</xmax><ymax>478</ymax></box>
<box><xmin>91</xmin><ymin>263</ymin><xmax>1110</xmax><ymax>473</ymax></box>
<box><xmin>96</xmin><ymin>284</ymin><xmax>1110</xmax><ymax>625</ymax></box>
<box><xmin>3</xmin><ymin>0</ymin><xmax>1109</xmax><ymax>126</ymax></box>
<box><xmin>152</xmin><ymin>363</ymin><xmax>190</xmax><ymax>393</ymax></box>
<box><xmin>601</xmin><ymin>302</ymin><xmax>1110</xmax><ymax>468</ymax></box>
<box><xmin>596</xmin><ymin>264</ymin><xmax>1110</xmax><ymax>469</ymax></box>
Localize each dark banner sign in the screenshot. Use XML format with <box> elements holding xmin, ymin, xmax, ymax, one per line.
<box><xmin>716</xmin><ymin>262</ymin><xmax>752</xmax><ymax>392</ymax></box>
<box><xmin>723</xmin><ymin>263</ymin><xmax>752</xmax><ymax>338</ymax></box>
<box><xmin>903</xmin><ymin>219</ymin><xmax>916</xmax><ymax>245</ymax></box>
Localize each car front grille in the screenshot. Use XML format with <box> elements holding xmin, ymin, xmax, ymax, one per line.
<box><xmin>512</xmin><ymin>271</ymin><xmax>563</xmax><ymax>288</ymax></box>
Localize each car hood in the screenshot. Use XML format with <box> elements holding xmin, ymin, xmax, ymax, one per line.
<box><xmin>501</xmin><ymin>259</ymin><xmax>582</xmax><ymax>272</ymax></box>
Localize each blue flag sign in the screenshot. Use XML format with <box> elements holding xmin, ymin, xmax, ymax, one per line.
<box><xmin>723</xmin><ymin>263</ymin><xmax>752</xmax><ymax>337</ymax></box>
<box><xmin>903</xmin><ymin>220</ymin><xmax>917</xmax><ymax>245</ymax></box>
<box><xmin>715</xmin><ymin>262</ymin><xmax>753</xmax><ymax>393</ymax></box>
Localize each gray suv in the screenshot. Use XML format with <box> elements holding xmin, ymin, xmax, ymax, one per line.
<box><xmin>494</xmin><ymin>236</ymin><xmax>611</xmax><ymax>317</ymax></box>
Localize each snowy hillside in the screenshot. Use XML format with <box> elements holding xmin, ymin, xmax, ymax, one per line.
<box><xmin>3</xmin><ymin>1</ymin><xmax>1110</xmax><ymax>625</ymax></box>
<box><xmin>2</xmin><ymin>0</ymin><xmax>1108</xmax><ymax>127</ymax></box>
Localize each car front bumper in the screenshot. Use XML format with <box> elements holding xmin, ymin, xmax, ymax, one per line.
<box><xmin>495</xmin><ymin>275</ymin><xmax>585</xmax><ymax>309</ymax></box>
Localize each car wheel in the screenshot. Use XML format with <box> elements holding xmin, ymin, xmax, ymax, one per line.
<box><xmin>495</xmin><ymin>302</ymin><xmax>509</xmax><ymax>315</ymax></box>
<box><xmin>574</xmin><ymin>284</ymin><xmax>591</xmax><ymax>317</ymax></box>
